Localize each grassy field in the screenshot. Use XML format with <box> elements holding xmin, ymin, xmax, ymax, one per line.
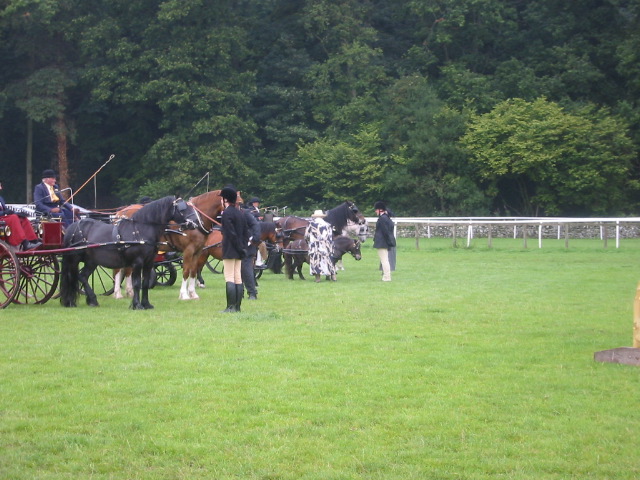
<box><xmin>1</xmin><ymin>237</ymin><xmax>639</xmax><ymax>479</ymax></box>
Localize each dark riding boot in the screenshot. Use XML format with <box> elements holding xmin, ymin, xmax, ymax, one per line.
<box><xmin>222</xmin><ymin>282</ymin><xmax>237</xmax><ymax>313</ymax></box>
<box><xmin>235</xmin><ymin>283</ymin><xmax>244</xmax><ymax>312</ymax></box>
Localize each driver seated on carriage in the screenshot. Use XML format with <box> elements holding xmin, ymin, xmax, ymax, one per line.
<box><xmin>33</xmin><ymin>169</ymin><xmax>76</xmax><ymax>227</ymax></box>
<box><xmin>0</xmin><ymin>180</ymin><xmax>42</xmax><ymax>251</ymax></box>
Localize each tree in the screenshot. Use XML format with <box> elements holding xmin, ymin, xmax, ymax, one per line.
<box><xmin>380</xmin><ymin>75</ymin><xmax>488</xmax><ymax>216</ymax></box>
<box><xmin>462</xmin><ymin>97</ymin><xmax>638</xmax><ymax>215</ymax></box>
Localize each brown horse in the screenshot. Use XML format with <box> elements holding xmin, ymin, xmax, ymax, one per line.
<box><xmin>112</xmin><ymin>189</ymin><xmax>240</xmax><ymax>300</ymax></box>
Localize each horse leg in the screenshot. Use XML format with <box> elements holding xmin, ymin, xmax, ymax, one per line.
<box><xmin>78</xmin><ymin>264</ymin><xmax>100</xmax><ymax>307</ymax></box>
<box><xmin>113</xmin><ymin>269</ymin><xmax>124</xmax><ymax>299</ymax></box>
<box><xmin>179</xmin><ymin>251</ymin><xmax>200</xmax><ymax>300</ymax></box>
<box><xmin>125</xmin><ymin>268</ymin><xmax>134</xmax><ymax>297</ymax></box>
<box><xmin>284</xmin><ymin>253</ymin><xmax>294</xmax><ymax>280</ymax></box>
<box><xmin>140</xmin><ymin>265</ymin><xmax>154</xmax><ymax>309</ymax></box>
<box><xmin>60</xmin><ymin>255</ymin><xmax>81</xmax><ymax>307</ymax></box>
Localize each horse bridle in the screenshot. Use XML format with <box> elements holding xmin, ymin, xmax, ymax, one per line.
<box><xmin>173</xmin><ymin>198</ymin><xmax>199</xmax><ymax>231</ymax></box>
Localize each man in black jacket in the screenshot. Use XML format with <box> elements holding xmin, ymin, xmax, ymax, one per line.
<box><xmin>373</xmin><ymin>201</ymin><xmax>396</xmax><ymax>282</ymax></box>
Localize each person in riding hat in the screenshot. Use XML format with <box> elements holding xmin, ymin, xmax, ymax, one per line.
<box><xmin>373</xmin><ymin>201</ymin><xmax>396</xmax><ymax>282</ymax></box>
<box><xmin>0</xmin><ymin>180</ymin><xmax>42</xmax><ymax>251</ymax></box>
<box><xmin>33</xmin><ymin>169</ymin><xmax>75</xmax><ymax>227</ymax></box>
<box><xmin>305</xmin><ymin>209</ymin><xmax>337</xmax><ymax>282</ymax></box>
<box><xmin>219</xmin><ymin>185</ymin><xmax>249</xmax><ymax>312</ymax></box>
<box><xmin>247</xmin><ymin>197</ymin><xmax>263</xmax><ymax>221</ymax></box>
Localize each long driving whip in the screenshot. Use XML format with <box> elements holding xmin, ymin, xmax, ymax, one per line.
<box><xmin>68</xmin><ymin>154</ymin><xmax>115</xmax><ymax>204</ymax></box>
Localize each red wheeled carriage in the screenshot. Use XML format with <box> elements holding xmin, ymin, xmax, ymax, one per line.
<box><xmin>0</xmin><ymin>220</ymin><xmax>65</xmax><ymax>308</ymax></box>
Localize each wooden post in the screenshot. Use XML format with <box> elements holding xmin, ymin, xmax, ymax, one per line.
<box><xmin>452</xmin><ymin>224</ymin><xmax>457</xmax><ymax>248</ymax></box>
<box><xmin>487</xmin><ymin>224</ymin><xmax>492</xmax><ymax>249</ymax></box>
<box><xmin>602</xmin><ymin>223</ymin><xmax>608</xmax><ymax>249</ymax></box>
<box><xmin>414</xmin><ymin>223</ymin><xmax>420</xmax><ymax>250</ymax></box>
<box><xmin>523</xmin><ymin>225</ymin><xmax>528</xmax><ymax>249</ymax></box>
<box><xmin>564</xmin><ymin>223</ymin><xmax>569</xmax><ymax>249</ymax></box>
<box><xmin>634</xmin><ymin>282</ymin><xmax>640</xmax><ymax>348</ymax></box>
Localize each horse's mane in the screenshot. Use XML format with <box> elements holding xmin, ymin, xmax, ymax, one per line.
<box><xmin>130</xmin><ymin>195</ymin><xmax>175</xmax><ymax>224</ymax></box>
<box><xmin>325</xmin><ymin>202</ymin><xmax>355</xmax><ymax>231</ymax></box>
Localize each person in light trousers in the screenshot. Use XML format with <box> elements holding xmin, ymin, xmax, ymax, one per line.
<box><xmin>373</xmin><ymin>201</ymin><xmax>396</xmax><ymax>282</ymax></box>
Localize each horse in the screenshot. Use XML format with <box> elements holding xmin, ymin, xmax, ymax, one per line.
<box><xmin>195</xmin><ymin>220</ymin><xmax>283</xmax><ymax>283</ymax></box>
<box><xmin>277</xmin><ymin>201</ymin><xmax>364</xmax><ymax>279</ymax></box>
<box><xmin>60</xmin><ymin>196</ymin><xmax>199</xmax><ymax>309</ymax></box>
<box><xmin>286</xmin><ymin>235</ymin><xmax>362</xmax><ymax>280</ymax></box>
<box><xmin>335</xmin><ymin>218</ymin><xmax>369</xmax><ymax>270</ymax></box>
<box><xmin>111</xmin><ymin>189</ymin><xmax>239</xmax><ymax>300</ymax></box>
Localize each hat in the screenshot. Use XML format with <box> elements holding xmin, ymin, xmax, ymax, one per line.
<box><xmin>249</xmin><ymin>197</ymin><xmax>260</xmax><ymax>204</ymax></box>
<box><xmin>374</xmin><ymin>201</ymin><xmax>387</xmax><ymax>211</ymax></box>
<box><xmin>311</xmin><ymin>209</ymin><xmax>326</xmax><ymax>218</ymax></box>
<box><xmin>42</xmin><ymin>169</ymin><xmax>57</xmax><ymax>179</ymax></box>
<box><xmin>139</xmin><ymin>196</ymin><xmax>152</xmax><ymax>204</ymax></box>
<box><xmin>219</xmin><ymin>186</ymin><xmax>238</xmax><ymax>203</ymax></box>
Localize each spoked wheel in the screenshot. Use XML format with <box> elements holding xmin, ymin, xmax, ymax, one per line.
<box><xmin>206</xmin><ymin>258</ymin><xmax>223</xmax><ymax>274</ymax></box>
<box><xmin>0</xmin><ymin>241</ymin><xmax>20</xmax><ymax>308</ymax></box>
<box><xmin>154</xmin><ymin>262</ymin><xmax>177</xmax><ymax>286</ymax></box>
<box><xmin>90</xmin><ymin>265</ymin><xmax>116</xmax><ymax>296</ymax></box>
<box><xmin>13</xmin><ymin>252</ymin><xmax>59</xmax><ymax>305</ymax></box>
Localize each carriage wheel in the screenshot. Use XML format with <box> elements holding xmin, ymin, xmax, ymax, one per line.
<box><xmin>0</xmin><ymin>241</ymin><xmax>20</xmax><ymax>308</ymax></box>
<box><xmin>90</xmin><ymin>265</ymin><xmax>116</xmax><ymax>296</ymax></box>
<box><xmin>13</xmin><ymin>253</ymin><xmax>59</xmax><ymax>305</ymax></box>
<box><xmin>205</xmin><ymin>258</ymin><xmax>223</xmax><ymax>274</ymax></box>
<box><xmin>154</xmin><ymin>262</ymin><xmax>177</xmax><ymax>287</ymax></box>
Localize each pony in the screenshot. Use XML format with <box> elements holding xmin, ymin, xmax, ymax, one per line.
<box><xmin>286</xmin><ymin>235</ymin><xmax>362</xmax><ymax>280</ymax></box>
<box><xmin>60</xmin><ymin>196</ymin><xmax>198</xmax><ymax>309</ymax></box>
<box><xmin>277</xmin><ymin>201</ymin><xmax>364</xmax><ymax>279</ymax></box>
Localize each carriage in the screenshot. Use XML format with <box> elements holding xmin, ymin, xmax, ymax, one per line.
<box><xmin>0</xmin><ymin>196</ymin><xmax>198</xmax><ymax>309</ymax></box>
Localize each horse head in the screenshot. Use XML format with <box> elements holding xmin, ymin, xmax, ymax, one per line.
<box><xmin>350</xmin><ymin>239</ymin><xmax>362</xmax><ymax>261</ymax></box>
<box><xmin>171</xmin><ymin>197</ymin><xmax>199</xmax><ymax>230</ymax></box>
<box><xmin>345</xmin><ymin>201</ymin><xmax>366</xmax><ymax>225</ymax></box>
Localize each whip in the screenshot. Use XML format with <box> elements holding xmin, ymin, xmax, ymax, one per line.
<box><xmin>68</xmin><ymin>154</ymin><xmax>115</xmax><ymax>205</ymax></box>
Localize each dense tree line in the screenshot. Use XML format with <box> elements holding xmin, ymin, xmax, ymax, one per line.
<box><xmin>1</xmin><ymin>0</ymin><xmax>639</xmax><ymax>216</ymax></box>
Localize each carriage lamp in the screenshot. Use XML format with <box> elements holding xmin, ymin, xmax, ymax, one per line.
<box><xmin>0</xmin><ymin>224</ymin><xmax>11</xmax><ymax>238</ymax></box>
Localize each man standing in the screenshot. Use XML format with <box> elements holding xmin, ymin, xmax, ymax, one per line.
<box><xmin>33</xmin><ymin>169</ymin><xmax>74</xmax><ymax>226</ymax></box>
<box><xmin>241</xmin><ymin>206</ymin><xmax>262</xmax><ymax>300</ymax></box>
<box><xmin>373</xmin><ymin>201</ymin><xmax>396</xmax><ymax>282</ymax></box>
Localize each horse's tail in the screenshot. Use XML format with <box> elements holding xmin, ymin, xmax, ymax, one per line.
<box><xmin>60</xmin><ymin>255</ymin><xmax>80</xmax><ymax>307</ymax></box>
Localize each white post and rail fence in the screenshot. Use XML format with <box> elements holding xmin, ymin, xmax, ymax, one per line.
<box><xmin>364</xmin><ymin>216</ymin><xmax>640</xmax><ymax>249</ymax></box>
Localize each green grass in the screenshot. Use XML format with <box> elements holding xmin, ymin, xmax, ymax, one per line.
<box><xmin>1</xmin><ymin>238</ymin><xmax>640</xmax><ymax>479</ymax></box>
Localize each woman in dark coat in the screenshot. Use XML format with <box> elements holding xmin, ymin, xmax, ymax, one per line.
<box><xmin>219</xmin><ymin>186</ymin><xmax>248</xmax><ymax>312</ymax></box>
<box><xmin>373</xmin><ymin>201</ymin><xmax>396</xmax><ymax>282</ymax></box>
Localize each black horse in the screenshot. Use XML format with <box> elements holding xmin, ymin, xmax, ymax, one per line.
<box><xmin>277</xmin><ymin>201</ymin><xmax>365</xmax><ymax>279</ymax></box>
<box><xmin>286</xmin><ymin>235</ymin><xmax>362</xmax><ymax>280</ymax></box>
<box><xmin>60</xmin><ymin>196</ymin><xmax>198</xmax><ymax>309</ymax></box>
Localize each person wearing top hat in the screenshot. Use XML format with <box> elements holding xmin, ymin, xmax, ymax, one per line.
<box><xmin>0</xmin><ymin>180</ymin><xmax>42</xmax><ymax>251</ymax></box>
<box><xmin>219</xmin><ymin>186</ymin><xmax>249</xmax><ymax>312</ymax></box>
<box><xmin>373</xmin><ymin>201</ymin><xmax>396</xmax><ymax>282</ymax></box>
<box><xmin>247</xmin><ymin>197</ymin><xmax>263</xmax><ymax>221</ymax></box>
<box><xmin>33</xmin><ymin>169</ymin><xmax>75</xmax><ymax>227</ymax></box>
<box><xmin>304</xmin><ymin>209</ymin><xmax>337</xmax><ymax>282</ymax></box>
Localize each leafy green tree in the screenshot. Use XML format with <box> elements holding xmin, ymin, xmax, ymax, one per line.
<box><xmin>462</xmin><ymin>97</ymin><xmax>638</xmax><ymax>215</ymax></box>
<box><xmin>0</xmin><ymin>0</ymin><xmax>82</xmax><ymax>197</ymax></box>
<box><xmin>74</xmin><ymin>0</ymin><xmax>257</xmax><ymax>201</ymax></box>
<box><xmin>380</xmin><ymin>75</ymin><xmax>488</xmax><ymax>216</ymax></box>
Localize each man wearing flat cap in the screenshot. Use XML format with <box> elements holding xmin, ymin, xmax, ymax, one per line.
<box><xmin>34</xmin><ymin>169</ymin><xmax>75</xmax><ymax>227</ymax></box>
